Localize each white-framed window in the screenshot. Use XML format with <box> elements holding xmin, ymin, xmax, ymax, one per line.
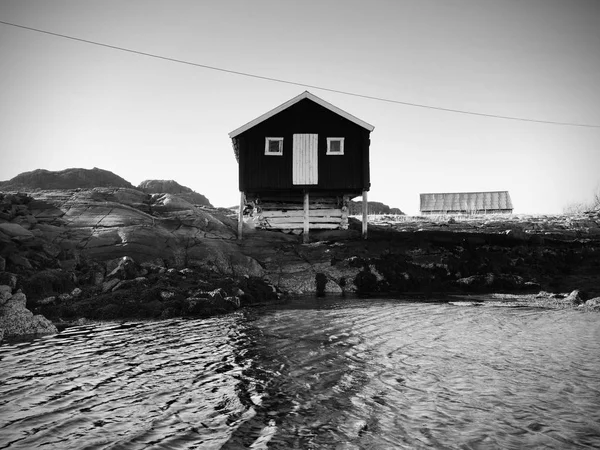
<box><xmin>326</xmin><ymin>137</ymin><xmax>344</xmax><ymax>155</ymax></box>
<box><xmin>265</xmin><ymin>137</ymin><xmax>283</xmax><ymax>155</ymax></box>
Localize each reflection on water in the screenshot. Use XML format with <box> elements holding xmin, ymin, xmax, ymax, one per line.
<box><xmin>1</xmin><ymin>298</ymin><xmax>599</xmax><ymax>449</ymax></box>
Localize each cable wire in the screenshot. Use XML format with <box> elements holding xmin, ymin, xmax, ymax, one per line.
<box><xmin>1</xmin><ymin>19</ymin><xmax>599</xmax><ymax>129</ymax></box>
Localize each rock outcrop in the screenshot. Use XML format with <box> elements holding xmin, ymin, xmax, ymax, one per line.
<box><xmin>3</xmin><ymin>187</ymin><xmax>600</xmax><ymax>302</ymax></box>
<box><xmin>0</xmin><ymin>167</ymin><xmax>134</xmax><ymax>190</ymax></box>
<box><xmin>138</xmin><ymin>179</ymin><xmax>212</xmax><ymax>207</ymax></box>
<box><xmin>0</xmin><ymin>186</ymin><xmax>270</xmax><ymax>338</ymax></box>
<box><xmin>0</xmin><ymin>188</ymin><xmax>260</xmax><ymax>276</ymax></box>
<box><xmin>349</xmin><ymin>200</ymin><xmax>404</xmax><ymax>216</ymax></box>
<box><xmin>2</xmin><ymin>167</ymin><xmax>600</xmax><ymax>337</ymax></box>
<box><xmin>26</xmin><ymin>257</ymin><xmax>279</xmax><ymax>326</ymax></box>
<box><xmin>0</xmin><ymin>285</ymin><xmax>57</xmax><ymax>339</ymax></box>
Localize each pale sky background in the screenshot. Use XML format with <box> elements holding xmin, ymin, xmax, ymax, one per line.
<box><xmin>1</xmin><ymin>0</ymin><xmax>599</xmax><ymax>214</ymax></box>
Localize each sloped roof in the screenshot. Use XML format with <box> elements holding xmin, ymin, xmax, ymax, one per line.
<box><xmin>420</xmin><ymin>191</ymin><xmax>513</xmax><ymax>212</ymax></box>
<box><xmin>228</xmin><ymin>91</ymin><xmax>375</xmax><ymax>139</ymax></box>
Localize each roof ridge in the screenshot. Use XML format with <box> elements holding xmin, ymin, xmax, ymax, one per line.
<box><xmin>420</xmin><ymin>190</ymin><xmax>509</xmax><ymax>195</ymax></box>
<box><xmin>229</xmin><ymin>91</ymin><xmax>374</xmax><ymax>138</ymax></box>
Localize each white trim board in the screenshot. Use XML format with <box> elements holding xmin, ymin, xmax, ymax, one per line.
<box><xmin>228</xmin><ymin>91</ymin><xmax>375</xmax><ymax>138</ymax></box>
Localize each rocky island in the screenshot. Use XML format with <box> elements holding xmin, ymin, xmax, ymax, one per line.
<box><xmin>1</xmin><ymin>168</ymin><xmax>599</xmax><ymax>342</ymax></box>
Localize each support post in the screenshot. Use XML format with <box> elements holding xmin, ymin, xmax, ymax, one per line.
<box><xmin>362</xmin><ymin>190</ymin><xmax>368</xmax><ymax>239</ymax></box>
<box><xmin>303</xmin><ymin>191</ymin><xmax>310</xmax><ymax>244</ymax></box>
<box><xmin>238</xmin><ymin>191</ymin><xmax>245</xmax><ymax>240</ymax></box>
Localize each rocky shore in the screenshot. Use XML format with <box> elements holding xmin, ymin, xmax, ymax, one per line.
<box><xmin>2</xmin><ymin>182</ymin><xmax>600</xmax><ymax>342</ymax></box>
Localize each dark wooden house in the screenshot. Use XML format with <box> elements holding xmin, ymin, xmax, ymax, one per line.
<box><xmin>229</xmin><ymin>91</ymin><xmax>374</xmax><ymax>240</ymax></box>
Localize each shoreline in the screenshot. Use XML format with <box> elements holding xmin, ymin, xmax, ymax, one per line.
<box><xmin>2</xmin><ymin>188</ymin><xmax>600</xmax><ymax>342</ymax></box>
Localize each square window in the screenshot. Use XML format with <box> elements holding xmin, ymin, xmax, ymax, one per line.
<box><xmin>327</xmin><ymin>137</ymin><xmax>344</xmax><ymax>155</ymax></box>
<box><xmin>265</xmin><ymin>137</ymin><xmax>283</xmax><ymax>155</ymax></box>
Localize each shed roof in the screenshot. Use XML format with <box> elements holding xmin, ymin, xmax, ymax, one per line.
<box><xmin>420</xmin><ymin>191</ymin><xmax>513</xmax><ymax>212</ymax></box>
<box><xmin>228</xmin><ymin>91</ymin><xmax>375</xmax><ymax>139</ymax></box>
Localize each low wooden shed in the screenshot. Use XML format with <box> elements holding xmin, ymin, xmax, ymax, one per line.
<box><xmin>229</xmin><ymin>91</ymin><xmax>374</xmax><ymax>241</ymax></box>
<box><xmin>420</xmin><ymin>191</ymin><xmax>513</xmax><ymax>215</ymax></box>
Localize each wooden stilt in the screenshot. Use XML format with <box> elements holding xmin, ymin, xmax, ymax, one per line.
<box><xmin>303</xmin><ymin>191</ymin><xmax>309</xmax><ymax>243</ymax></box>
<box><xmin>362</xmin><ymin>190</ymin><xmax>368</xmax><ymax>239</ymax></box>
<box><xmin>238</xmin><ymin>191</ymin><xmax>245</xmax><ymax>240</ymax></box>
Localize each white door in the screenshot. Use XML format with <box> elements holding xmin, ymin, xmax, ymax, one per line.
<box><xmin>293</xmin><ymin>134</ymin><xmax>318</xmax><ymax>185</ymax></box>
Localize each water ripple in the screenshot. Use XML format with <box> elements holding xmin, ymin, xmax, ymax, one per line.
<box><xmin>1</xmin><ymin>300</ymin><xmax>600</xmax><ymax>449</ymax></box>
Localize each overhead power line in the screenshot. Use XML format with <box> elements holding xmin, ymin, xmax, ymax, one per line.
<box><xmin>1</xmin><ymin>19</ymin><xmax>599</xmax><ymax>129</ymax></box>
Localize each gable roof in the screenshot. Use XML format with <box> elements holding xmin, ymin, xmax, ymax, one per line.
<box><xmin>228</xmin><ymin>91</ymin><xmax>375</xmax><ymax>139</ymax></box>
<box><xmin>420</xmin><ymin>191</ymin><xmax>513</xmax><ymax>213</ymax></box>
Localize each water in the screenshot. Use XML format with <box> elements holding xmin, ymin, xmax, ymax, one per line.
<box><xmin>1</xmin><ymin>298</ymin><xmax>599</xmax><ymax>449</ymax></box>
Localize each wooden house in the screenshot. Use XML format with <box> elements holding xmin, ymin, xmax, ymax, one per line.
<box><xmin>229</xmin><ymin>91</ymin><xmax>374</xmax><ymax>241</ymax></box>
<box><xmin>420</xmin><ymin>191</ymin><xmax>513</xmax><ymax>215</ymax></box>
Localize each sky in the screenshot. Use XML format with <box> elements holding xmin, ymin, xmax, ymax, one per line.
<box><xmin>1</xmin><ymin>0</ymin><xmax>599</xmax><ymax>214</ymax></box>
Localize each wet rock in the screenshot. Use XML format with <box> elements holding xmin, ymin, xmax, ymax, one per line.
<box><xmin>7</xmin><ymin>253</ymin><xmax>33</xmax><ymax>269</ymax></box>
<box><xmin>160</xmin><ymin>291</ymin><xmax>175</xmax><ymax>300</ymax></box>
<box><xmin>0</xmin><ymin>285</ymin><xmax>12</xmax><ymax>305</ymax></box>
<box><xmin>315</xmin><ymin>273</ymin><xmax>327</xmax><ymax>297</ymax></box>
<box><xmin>236</xmin><ymin>277</ymin><xmax>280</xmax><ymax>305</ymax></box>
<box><xmin>179</xmin><ymin>268</ymin><xmax>194</xmax><ymax>276</ymax></box>
<box><xmin>564</xmin><ymin>289</ymin><xmax>584</xmax><ymax>305</ymax></box>
<box><xmin>102</xmin><ymin>279</ymin><xmax>120</xmax><ymax>293</ymax></box>
<box><xmin>76</xmin><ymin>260</ymin><xmax>106</xmax><ymax>286</ymax></box>
<box><xmin>184</xmin><ymin>289</ymin><xmax>239</xmax><ymax>315</ymax></box>
<box><xmin>449</xmin><ymin>301</ymin><xmax>482</xmax><ymax>307</ymax></box>
<box><xmin>455</xmin><ymin>273</ymin><xmax>525</xmax><ymax>292</ymax></box>
<box><xmin>354</xmin><ymin>268</ymin><xmax>379</xmax><ymax>294</ymax></box>
<box><xmin>225</xmin><ymin>296</ymin><xmax>241</xmax><ymax>308</ymax></box>
<box><xmin>0</xmin><ymin>272</ymin><xmax>18</xmax><ymax>290</ymax></box>
<box><xmin>111</xmin><ymin>277</ymin><xmax>147</xmax><ymax>292</ymax></box>
<box><xmin>0</xmin><ymin>290</ymin><xmax>57</xmax><ymax>340</ymax></box>
<box><xmin>506</xmin><ymin>229</ymin><xmax>529</xmax><ymax>242</ymax></box>
<box><xmin>58</xmin><ymin>292</ymin><xmax>72</xmax><ymax>302</ymax></box>
<box><xmin>523</xmin><ymin>281</ymin><xmax>541</xmax><ymax>290</ymax></box>
<box><xmin>0</xmin><ymin>223</ymin><xmax>34</xmax><ymax>239</ymax></box>
<box><xmin>106</xmin><ymin>256</ymin><xmax>141</xmax><ymax>280</ymax></box>
<box><xmin>584</xmin><ymin>297</ymin><xmax>600</xmax><ymax>310</ymax></box>
<box><xmin>38</xmin><ymin>296</ymin><xmax>57</xmax><ymax>305</ymax></box>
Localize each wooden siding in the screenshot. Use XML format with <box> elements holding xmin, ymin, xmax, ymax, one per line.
<box><xmin>236</xmin><ymin>98</ymin><xmax>370</xmax><ymax>193</ymax></box>
<box><xmin>293</xmin><ymin>134</ymin><xmax>318</xmax><ymax>185</ymax></box>
<box><xmin>420</xmin><ymin>191</ymin><xmax>513</xmax><ymax>214</ymax></box>
<box><xmin>251</xmin><ymin>197</ymin><xmax>349</xmax><ymax>231</ymax></box>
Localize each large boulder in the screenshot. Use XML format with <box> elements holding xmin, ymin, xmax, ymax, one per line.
<box><xmin>583</xmin><ymin>297</ymin><xmax>600</xmax><ymax>311</ymax></box>
<box><xmin>0</xmin><ymin>223</ymin><xmax>35</xmax><ymax>239</ymax></box>
<box><xmin>138</xmin><ymin>179</ymin><xmax>212</xmax><ymax>207</ymax></box>
<box><xmin>0</xmin><ymin>287</ymin><xmax>57</xmax><ymax>340</ymax></box>
<box><xmin>564</xmin><ymin>289</ymin><xmax>584</xmax><ymax>305</ymax></box>
<box><xmin>149</xmin><ymin>193</ymin><xmax>196</xmax><ymax>212</ymax></box>
<box><xmin>455</xmin><ymin>273</ymin><xmax>525</xmax><ymax>292</ymax></box>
